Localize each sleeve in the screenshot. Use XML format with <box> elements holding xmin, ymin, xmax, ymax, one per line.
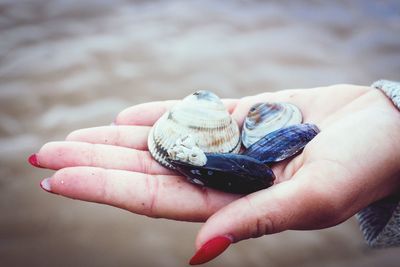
<box><xmin>356</xmin><ymin>194</ymin><xmax>400</xmax><ymax>248</ymax></box>
<box><xmin>355</xmin><ymin>80</ymin><xmax>400</xmax><ymax>248</ymax></box>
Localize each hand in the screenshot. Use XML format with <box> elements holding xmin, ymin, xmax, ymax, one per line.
<box><xmin>30</xmin><ymin>85</ymin><xmax>400</xmax><ymax>264</ymax></box>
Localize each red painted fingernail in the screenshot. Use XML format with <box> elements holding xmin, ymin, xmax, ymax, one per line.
<box><xmin>189</xmin><ymin>236</ymin><xmax>232</xmax><ymax>265</ymax></box>
<box><xmin>40</xmin><ymin>178</ymin><xmax>53</xmax><ymax>193</ymax></box>
<box><xmin>28</xmin><ymin>153</ymin><xmax>42</xmax><ymax>168</ymax></box>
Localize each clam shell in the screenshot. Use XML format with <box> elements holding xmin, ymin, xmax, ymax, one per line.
<box><xmin>243</xmin><ymin>123</ymin><xmax>320</xmax><ymax>164</ymax></box>
<box><xmin>242</xmin><ymin>102</ymin><xmax>302</xmax><ymax>148</ymax></box>
<box><xmin>148</xmin><ymin>90</ymin><xmax>241</xmax><ymax>169</ymax></box>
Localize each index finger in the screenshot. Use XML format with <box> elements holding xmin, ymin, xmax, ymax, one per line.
<box><xmin>115</xmin><ymin>99</ymin><xmax>239</xmax><ymax>126</ymax></box>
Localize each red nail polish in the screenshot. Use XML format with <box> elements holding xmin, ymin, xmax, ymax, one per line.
<box><xmin>189</xmin><ymin>236</ymin><xmax>232</xmax><ymax>265</ymax></box>
<box><xmin>28</xmin><ymin>154</ymin><xmax>42</xmax><ymax>168</ymax></box>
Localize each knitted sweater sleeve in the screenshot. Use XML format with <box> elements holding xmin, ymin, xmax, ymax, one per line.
<box><xmin>356</xmin><ymin>194</ymin><xmax>400</xmax><ymax>247</ymax></box>
<box><xmin>356</xmin><ymin>80</ymin><xmax>400</xmax><ymax>248</ymax></box>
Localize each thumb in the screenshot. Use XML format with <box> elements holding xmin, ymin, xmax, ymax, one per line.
<box><xmin>189</xmin><ymin>162</ymin><xmax>349</xmax><ymax>265</ymax></box>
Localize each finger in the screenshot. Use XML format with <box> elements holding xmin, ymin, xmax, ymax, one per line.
<box><xmin>193</xmin><ymin>160</ymin><xmax>354</xmax><ymax>252</ymax></box>
<box><xmin>231</xmin><ymin>85</ymin><xmax>371</xmax><ymax>127</ymax></box>
<box><xmin>36</xmin><ymin>141</ymin><xmax>173</xmax><ymax>175</ymax></box>
<box><xmin>41</xmin><ymin>167</ymin><xmax>239</xmax><ymax>221</ymax></box>
<box><xmin>115</xmin><ymin>99</ymin><xmax>239</xmax><ymax>126</ymax></box>
<box><xmin>230</xmin><ymin>90</ymin><xmax>312</xmax><ymax>126</ymax></box>
<box><xmin>66</xmin><ymin>125</ymin><xmax>151</xmax><ymax>150</ymax></box>
<box><xmin>115</xmin><ymin>100</ymin><xmax>178</xmax><ymax>126</ymax></box>
<box><xmin>230</xmin><ymin>90</ymin><xmax>316</xmax><ymax>127</ymax></box>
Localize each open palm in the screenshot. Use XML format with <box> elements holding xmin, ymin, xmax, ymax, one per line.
<box><xmin>33</xmin><ymin>85</ymin><xmax>400</xmax><ymax>253</ymax></box>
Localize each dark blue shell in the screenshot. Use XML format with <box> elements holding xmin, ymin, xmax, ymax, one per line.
<box><xmin>169</xmin><ymin>153</ymin><xmax>275</xmax><ymax>194</ymax></box>
<box><xmin>243</xmin><ymin>123</ymin><xmax>320</xmax><ymax>164</ymax></box>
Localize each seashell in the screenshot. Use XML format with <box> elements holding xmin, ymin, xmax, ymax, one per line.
<box><xmin>148</xmin><ymin>90</ymin><xmax>241</xmax><ymax>169</ymax></box>
<box><xmin>243</xmin><ymin>123</ymin><xmax>320</xmax><ymax>164</ymax></box>
<box><xmin>170</xmin><ymin>153</ymin><xmax>275</xmax><ymax>194</ymax></box>
<box><xmin>169</xmin><ymin>154</ymin><xmax>275</xmax><ymax>195</ymax></box>
<box><xmin>242</xmin><ymin>102</ymin><xmax>303</xmax><ymax>148</ymax></box>
<box><xmin>167</xmin><ymin>135</ymin><xmax>275</xmax><ymax>194</ymax></box>
<box><xmin>167</xmin><ymin>135</ymin><xmax>208</xmax><ymax>167</ymax></box>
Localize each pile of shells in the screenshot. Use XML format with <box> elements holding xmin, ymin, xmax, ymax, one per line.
<box><xmin>148</xmin><ymin>90</ymin><xmax>319</xmax><ymax>194</ymax></box>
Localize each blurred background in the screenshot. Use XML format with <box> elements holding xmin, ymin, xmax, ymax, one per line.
<box><xmin>1</xmin><ymin>0</ymin><xmax>399</xmax><ymax>266</ymax></box>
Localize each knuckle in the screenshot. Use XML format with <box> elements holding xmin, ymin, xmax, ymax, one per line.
<box><xmin>115</xmin><ymin>126</ymin><xmax>123</xmax><ymax>145</ymax></box>
<box><xmin>251</xmin><ymin>215</ymin><xmax>274</xmax><ymax>238</ymax></box>
<box><xmin>97</xmin><ymin>169</ymin><xmax>110</xmax><ymax>200</ymax></box>
<box><xmin>144</xmin><ymin>173</ymin><xmax>159</xmax><ymax>217</ymax></box>
<box><xmin>243</xmin><ymin>196</ymin><xmax>275</xmax><ymax>238</ymax></box>
<box><xmin>137</xmin><ymin>152</ymin><xmax>149</xmax><ymax>173</ymax></box>
<box><xmin>135</xmin><ymin>151</ymin><xmax>154</xmax><ymax>174</ymax></box>
<box><xmin>88</xmin><ymin>144</ymin><xmax>98</xmax><ymax>166</ymax></box>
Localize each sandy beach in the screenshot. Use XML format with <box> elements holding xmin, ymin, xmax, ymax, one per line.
<box><xmin>0</xmin><ymin>0</ymin><xmax>399</xmax><ymax>266</ymax></box>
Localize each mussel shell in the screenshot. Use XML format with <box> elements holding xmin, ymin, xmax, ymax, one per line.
<box><xmin>242</xmin><ymin>102</ymin><xmax>303</xmax><ymax>148</ymax></box>
<box><xmin>169</xmin><ymin>153</ymin><xmax>275</xmax><ymax>194</ymax></box>
<box><xmin>243</xmin><ymin>123</ymin><xmax>320</xmax><ymax>164</ymax></box>
<box><xmin>148</xmin><ymin>90</ymin><xmax>241</xmax><ymax>169</ymax></box>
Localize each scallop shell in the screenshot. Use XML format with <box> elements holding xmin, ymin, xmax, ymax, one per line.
<box><xmin>241</xmin><ymin>102</ymin><xmax>302</xmax><ymax>148</ymax></box>
<box><xmin>148</xmin><ymin>90</ymin><xmax>241</xmax><ymax>169</ymax></box>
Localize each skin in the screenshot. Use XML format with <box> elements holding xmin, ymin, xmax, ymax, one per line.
<box><xmin>34</xmin><ymin>84</ymin><xmax>400</xmax><ymax>250</ymax></box>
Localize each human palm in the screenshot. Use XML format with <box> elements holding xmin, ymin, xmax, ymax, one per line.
<box><xmin>32</xmin><ymin>85</ymin><xmax>400</xmax><ymax>258</ymax></box>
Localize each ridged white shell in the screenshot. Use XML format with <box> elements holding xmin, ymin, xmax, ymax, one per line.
<box><xmin>242</xmin><ymin>102</ymin><xmax>302</xmax><ymax>148</ymax></box>
<box><xmin>148</xmin><ymin>90</ymin><xmax>241</xmax><ymax>169</ymax></box>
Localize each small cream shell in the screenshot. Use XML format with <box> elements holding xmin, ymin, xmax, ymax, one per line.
<box><xmin>167</xmin><ymin>135</ymin><xmax>208</xmax><ymax>166</ymax></box>
<box><xmin>148</xmin><ymin>91</ymin><xmax>241</xmax><ymax>169</ymax></box>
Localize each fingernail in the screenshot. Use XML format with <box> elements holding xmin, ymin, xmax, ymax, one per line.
<box><xmin>40</xmin><ymin>178</ymin><xmax>52</xmax><ymax>192</ymax></box>
<box><xmin>189</xmin><ymin>235</ymin><xmax>232</xmax><ymax>265</ymax></box>
<box><xmin>28</xmin><ymin>153</ymin><xmax>43</xmax><ymax>168</ymax></box>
